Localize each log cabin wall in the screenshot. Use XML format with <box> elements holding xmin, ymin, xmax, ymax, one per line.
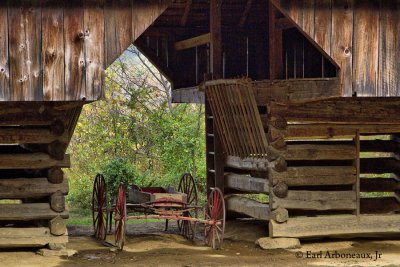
<box><xmin>0</xmin><ymin>0</ymin><xmax>169</xmax><ymax>101</ymax></box>
<box><xmin>271</xmin><ymin>0</ymin><xmax>400</xmax><ymax>97</ymax></box>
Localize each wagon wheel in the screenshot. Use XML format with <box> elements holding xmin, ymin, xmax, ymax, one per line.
<box><xmin>177</xmin><ymin>173</ymin><xmax>198</xmax><ymax>240</ymax></box>
<box><xmin>204</xmin><ymin>188</ymin><xmax>225</xmax><ymax>249</ymax></box>
<box><xmin>114</xmin><ymin>185</ymin><xmax>127</xmax><ymax>250</ymax></box>
<box><xmin>92</xmin><ymin>173</ymin><xmax>108</xmax><ymax>240</ymax></box>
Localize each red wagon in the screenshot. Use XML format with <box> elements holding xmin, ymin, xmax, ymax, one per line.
<box><xmin>92</xmin><ymin>173</ymin><xmax>225</xmax><ymax>250</ymax></box>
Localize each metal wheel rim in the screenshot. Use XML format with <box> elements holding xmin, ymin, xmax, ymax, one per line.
<box><xmin>92</xmin><ymin>173</ymin><xmax>108</xmax><ymax>240</ymax></box>
<box><xmin>177</xmin><ymin>173</ymin><xmax>198</xmax><ymax>239</ymax></box>
<box><xmin>115</xmin><ymin>185</ymin><xmax>126</xmax><ymax>250</ymax></box>
<box><xmin>204</xmin><ymin>188</ymin><xmax>225</xmax><ymax>249</ymax></box>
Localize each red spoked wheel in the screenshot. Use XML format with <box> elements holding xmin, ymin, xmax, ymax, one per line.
<box><xmin>92</xmin><ymin>173</ymin><xmax>108</xmax><ymax>240</ymax></box>
<box><xmin>114</xmin><ymin>185</ymin><xmax>127</xmax><ymax>250</ymax></box>
<box><xmin>177</xmin><ymin>173</ymin><xmax>198</xmax><ymax>240</ymax></box>
<box><xmin>204</xmin><ymin>188</ymin><xmax>225</xmax><ymax>249</ymax></box>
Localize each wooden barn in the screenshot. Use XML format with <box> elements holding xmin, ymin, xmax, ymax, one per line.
<box><xmin>0</xmin><ymin>0</ymin><xmax>400</xmax><ymax>248</ymax></box>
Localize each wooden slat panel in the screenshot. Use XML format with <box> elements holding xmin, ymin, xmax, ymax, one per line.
<box><xmin>84</xmin><ymin>0</ymin><xmax>105</xmax><ymax>100</ymax></box>
<box><xmin>271</xmin><ymin>190</ymin><xmax>356</xmax><ymax>210</ymax></box>
<box><xmin>0</xmin><ymin>153</ymin><xmax>70</xmax><ymax>169</ymax></box>
<box><xmin>353</xmin><ymin>0</ymin><xmax>379</xmax><ymax>96</ymax></box>
<box><xmin>105</xmin><ymin>0</ymin><xmax>132</xmax><ymax>67</ymax></box>
<box><xmin>9</xmin><ymin>0</ymin><xmax>42</xmax><ymax>101</ymax></box>
<box><xmin>42</xmin><ymin>1</ymin><xmax>65</xmax><ymax>101</ymax></box>
<box><xmin>314</xmin><ymin>0</ymin><xmax>332</xmax><ymax>56</ymax></box>
<box><xmin>270</xmin><ymin>215</ymin><xmax>400</xmax><ymax>238</ymax></box>
<box><xmin>331</xmin><ymin>0</ymin><xmax>353</xmax><ymax>96</ymax></box>
<box><xmin>378</xmin><ymin>1</ymin><xmax>400</xmax><ymax>97</ymax></box>
<box><xmin>0</xmin><ymin>1</ymin><xmax>9</xmax><ymax>101</ymax></box>
<box><xmin>0</xmin><ymin>178</ymin><xmax>68</xmax><ymax>199</ymax></box>
<box><xmin>0</xmin><ymin>203</ymin><xmax>68</xmax><ymax>221</ymax></box>
<box><xmin>64</xmin><ymin>0</ymin><xmax>86</xmax><ymax>101</ymax></box>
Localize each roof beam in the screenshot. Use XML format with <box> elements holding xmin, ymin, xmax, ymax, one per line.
<box><xmin>174</xmin><ymin>33</ymin><xmax>210</xmax><ymax>51</ymax></box>
<box><xmin>180</xmin><ymin>0</ymin><xmax>192</xmax><ymax>27</ymax></box>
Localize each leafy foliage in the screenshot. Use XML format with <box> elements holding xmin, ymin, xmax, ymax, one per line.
<box><xmin>66</xmin><ymin>46</ymin><xmax>206</xmax><ymax>210</ymax></box>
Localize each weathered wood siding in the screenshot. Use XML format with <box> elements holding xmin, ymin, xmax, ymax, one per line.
<box><xmin>0</xmin><ymin>0</ymin><xmax>169</xmax><ymax>101</ymax></box>
<box><xmin>271</xmin><ymin>0</ymin><xmax>400</xmax><ymax>97</ymax></box>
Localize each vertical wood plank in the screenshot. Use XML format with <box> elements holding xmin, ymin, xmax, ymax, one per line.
<box><xmin>269</xmin><ymin>2</ymin><xmax>283</xmax><ymax>80</ymax></box>
<box><xmin>64</xmin><ymin>0</ymin><xmax>86</xmax><ymax>101</ymax></box>
<box><xmin>42</xmin><ymin>0</ymin><xmax>64</xmax><ymax>100</ymax></box>
<box><xmin>314</xmin><ymin>0</ymin><xmax>332</xmax><ymax>56</ymax></box>
<box><xmin>378</xmin><ymin>1</ymin><xmax>400</xmax><ymax>97</ymax></box>
<box><xmin>105</xmin><ymin>0</ymin><xmax>132</xmax><ymax>67</ymax></box>
<box><xmin>331</xmin><ymin>0</ymin><xmax>353</xmax><ymax>96</ymax></box>
<box><xmin>302</xmin><ymin>0</ymin><xmax>315</xmax><ymax>38</ymax></box>
<box><xmin>132</xmin><ymin>0</ymin><xmax>169</xmax><ymax>41</ymax></box>
<box><xmin>353</xmin><ymin>0</ymin><xmax>379</xmax><ymax>96</ymax></box>
<box><xmin>84</xmin><ymin>0</ymin><xmax>105</xmax><ymax>100</ymax></box>
<box><xmin>9</xmin><ymin>0</ymin><xmax>42</xmax><ymax>101</ymax></box>
<box><xmin>0</xmin><ymin>1</ymin><xmax>10</xmax><ymax>100</ymax></box>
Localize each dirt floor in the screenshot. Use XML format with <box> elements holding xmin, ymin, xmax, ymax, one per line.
<box><xmin>0</xmin><ymin>221</ymin><xmax>399</xmax><ymax>267</ymax></box>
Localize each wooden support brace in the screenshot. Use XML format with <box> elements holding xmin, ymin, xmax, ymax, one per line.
<box><xmin>174</xmin><ymin>33</ymin><xmax>210</xmax><ymax>51</ymax></box>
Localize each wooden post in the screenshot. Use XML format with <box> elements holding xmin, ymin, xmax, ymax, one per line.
<box><xmin>269</xmin><ymin>2</ymin><xmax>283</xmax><ymax>80</ymax></box>
<box><xmin>206</xmin><ymin>0</ymin><xmax>225</xmax><ymax>195</ymax></box>
<box><xmin>354</xmin><ymin>131</ymin><xmax>360</xmax><ymax>216</ymax></box>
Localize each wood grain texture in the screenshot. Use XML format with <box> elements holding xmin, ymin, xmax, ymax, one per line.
<box><xmin>331</xmin><ymin>0</ymin><xmax>353</xmax><ymax>96</ymax></box>
<box><xmin>0</xmin><ymin>227</ymin><xmax>67</xmax><ymax>247</ymax></box>
<box><xmin>314</xmin><ymin>0</ymin><xmax>332</xmax><ymax>56</ymax></box>
<box><xmin>84</xmin><ymin>0</ymin><xmax>105</xmax><ymax>100</ymax></box>
<box><xmin>42</xmin><ymin>0</ymin><xmax>64</xmax><ymax>100</ymax></box>
<box><xmin>302</xmin><ymin>0</ymin><xmax>315</xmax><ymax>38</ymax></box>
<box><xmin>105</xmin><ymin>0</ymin><xmax>132</xmax><ymax>67</ymax></box>
<box><xmin>353</xmin><ymin>0</ymin><xmax>380</xmax><ymax>96</ymax></box>
<box><xmin>9</xmin><ymin>0</ymin><xmax>42</xmax><ymax>101</ymax></box>
<box><xmin>132</xmin><ymin>0</ymin><xmax>169</xmax><ymax>41</ymax></box>
<box><xmin>64</xmin><ymin>0</ymin><xmax>86</xmax><ymax>101</ymax></box>
<box><xmin>378</xmin><ymin>1</ymin><xmax>400</xmax><ymax>97</ymax></box>
<box><xmin>0</xmin><ymin>1</ymin><xmax>9</xmax><ymax>101</ymax></box>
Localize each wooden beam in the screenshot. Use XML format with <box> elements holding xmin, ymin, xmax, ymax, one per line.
<box><xmin>270</xmin><ymin>98</ymin><xmax>400</xmax><ymax>124</ymax></box>
<box><xmin>238</xmin><ymin>0</ymin><xmax>253</xmax><ymax>27</ymax></box>
<box><xmin>174</xmin><ymin>33</ymin><xmax>210</xmax><ymax>51</ymax></box>
<box><xmin>360</xmin><ymin>197</ymin><xmax>400</xmax><ymax>214</ymax></box>
<box><xmin>0</xmin><ymin>227</ymin><xmax>67</xmax><ymax>248</ymax></box>
<box><xmin>0</xmin><ymin>203</ymin><xmax>68</xmax><ymax>221</ymax></box>
<box><xmin>0</xmin><ymin>153</ymin><xmax>70</xmax><ymax>169</ymax></box>
<box><xmin>361</xmin><ymin>158</ymin><xmax>400</xmax><ymax>174</ymax></box>
<box><xmin>284</xmin><ymin>143</ymin><xmax>356</xmax><ymax>161</ymax></box>
<box><xmin>225</xmin><ymin>173</ymin><xmax>269</xmax><ymax>193</ymax></box>
<box><xmin>225</xmin><ymin>195</ymin><xmax>270</xmax><ymax>220</ymax></box>
<box><xmin>281</xmin><ymin>124</ymin><xmax>400</xmax><ymax>140</ymax></box>
<box><xmin>271</xmin><ymin>190</ymin><xmax>357</xmax><ymax>211</ymax></box>
<box><xmin>270</xmin><ymin>215</ymin><xmax>400</xmax><ymax>238</ymax></box>
<box><xmin>269</xmin><ymin>166</ymin><xmax>357</xmax><ymax>186</ymax></box>
<box><xmin>275</xmin><ymin>17</ymin><xmax>294</xmax><ymax>30</ymax></box>
<box><xmin>361</xmin><ymin>178</ymin><xmax>400</xmax><ymax>192</ymax></box>
<box><xmin>253</xmin><ymin>78</ymin><xmax>341</xmax><ymax>105</ymax></box>
<box><xmin>0</xmin><ymin>127</ymin><xmax>67</xmax><ymax>144</ymax></box>
<box><xmin>172</xmin><ymin>87</ymin><xmax>205</xmax><ymax>103</ymax></box>
<box><xmin>180</xmin><ymin>0</ymin><xmax>192</xmax><ymax>27</ymax></box>
<box><xmin>225</xmin><ymin>155</ymin><xmax>285</xmax><ymax>172</ymax></box>
<box><xmin>0</xmin><ymin>178</ymin><xmax>68</xmax><ymax>199</ymax></box>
